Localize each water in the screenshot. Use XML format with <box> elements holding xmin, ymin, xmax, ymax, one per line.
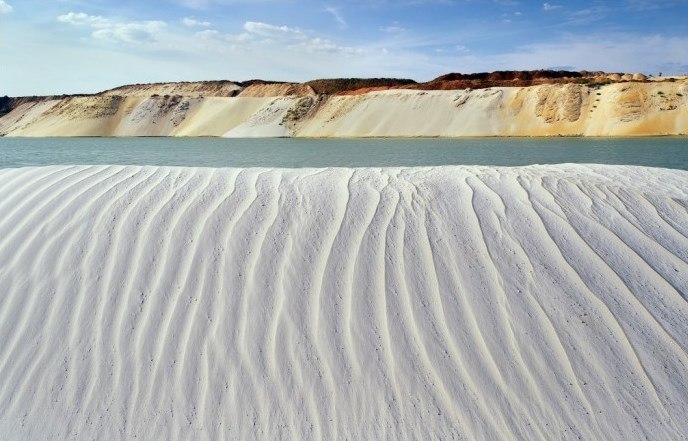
<box><xmin>0</xmin><ymin>137</ymin><xmax>687</xmax><ymax>170</ymax></box>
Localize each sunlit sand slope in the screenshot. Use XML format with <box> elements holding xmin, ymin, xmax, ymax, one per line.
<box><xmin>0</xmin><ymin>165</ymin><xmax>687</xmax><ymax>440</ymax></box>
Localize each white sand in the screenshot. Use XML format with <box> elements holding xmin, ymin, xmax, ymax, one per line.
<box><xmin>0</xmin><ymin>164</ymin><xmax>687</xmax><ymax>440</ymax></box>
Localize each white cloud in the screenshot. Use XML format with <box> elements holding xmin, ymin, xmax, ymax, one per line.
<box><xmin>93</xmin><ymin>21</ymin><xmax>166</xmax><ymax>44</ymax></box>
<box><xmin>195</xmin><ymin>29</ymin><xmax>220</xmax><ymax>39</ymax></box>
<box><xmin>194</xmin><ymin>21</ymin><xmax>363</xmax><ymax>57</ymax></box>
<box><xmin>183</xmin><ymin>16</ymin><xmax>374</xmax><ymax>60</ymax></box>
<box><xmin>0</xmin><ymin>0</ymin><xmax>13</xmax><ymax>14</ymax></box>
<box><xmin>543</xmin><ymin>3</ymin><xmax>561</xmax><ymax>11</ymax></box>
<box><xmin>57</xmin><ymin>11</ymin><xmax>166</xmax><ymax>45</ymax></box>
<box><xmin>243</xmin><ymin>21</ymin><xmax>305</xmax><ymax>39</ymax></box>
<box><xmin>289</xmin><ymin>38</ymin><xmax>363</xmax><ymax>55</ymax></box>
<box><xmin>183</xmin><ymin>17</ymin><xmax>211</xmax><ymax>27</ymax></box>
<box><xmin>324</xmin><ymin>6</ymin><xmax>347</xmax><ymax>29</ymax></box>
<box><xmin>57</xmin><ymin>12</ymin><xmax>110</xmax><ymax>28</ymax></box>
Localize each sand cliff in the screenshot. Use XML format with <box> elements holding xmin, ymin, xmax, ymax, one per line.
<box><xmin>0</xmin><ymin>164</ymin><xmax>686</xmax><ymax>439</ymax></box>
<box><xmin>1</xmin><ymin>76</ymin><xmax>686</xmax><ymax>137</ymax></box>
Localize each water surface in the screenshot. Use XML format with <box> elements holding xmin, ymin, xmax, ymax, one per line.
<box><xmin>1</xmin><ymin>137</ymin><xmax>687</xmax><ymax>170</ymax></box>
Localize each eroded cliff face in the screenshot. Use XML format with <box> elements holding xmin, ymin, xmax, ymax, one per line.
<box><xmin>100</xmin><ymin>81</ymin><xmax>243</xmax><ymax>98</ymax></box>
<box><xmin>534</xmin><ymin>84</ymin><xmax>585</xmax><ymax>123</ymax></box>
<box><xmin>292</xmin><ymin>81</ymin><xmax>687</xmax><ymax>137</ymax></box>
<box><xmin>1</xmin><ymin>79</ymin><xmax>686</xmax><ymax>137</ymax></box>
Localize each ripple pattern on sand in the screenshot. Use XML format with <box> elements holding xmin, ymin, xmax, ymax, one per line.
<box><xmin>0</xmin><ymin>164</ymin><xmax>687</xmax><ymax>440</ymax></box>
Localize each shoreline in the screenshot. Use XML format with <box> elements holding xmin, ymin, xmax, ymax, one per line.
<box><xmin>2</xmin><ymin>133</ymin><xmax>688</xmax><ymax>138</ymax></box>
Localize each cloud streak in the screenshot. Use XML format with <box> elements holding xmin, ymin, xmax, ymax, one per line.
<box><xmin>324</xmin><ymin>6</ymin><xmax>347</xmax><ymax>29</ymax></box>
<box><xmin>193</xmin><ymin>20</ymin><xmax>364</xmax><ymax>57</ymax></box>
<box><xmin>57</xmin><ymin>12</ymin><xmax>110</xmax><ymax>27</ymax></box>
<box><xmin>57</xmin><ymin>12</ymin><xmax>166</xmax><ymax>45</ymax></box>
<box><xmin>243</xmin><ymin>21</ymin><xmax>305</xmax><ymax>39</ymax></box>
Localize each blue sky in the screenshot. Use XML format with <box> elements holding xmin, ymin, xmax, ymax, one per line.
<box><xmin>1</xmin><ymin>0</ymin><xmax>687</xmax><ymax>96</ymax></box>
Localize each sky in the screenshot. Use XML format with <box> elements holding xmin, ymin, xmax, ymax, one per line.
<box><xmin>1</xmin><ymin>0</ymin><xmax>687</xmax><ymax>96</ymax></box>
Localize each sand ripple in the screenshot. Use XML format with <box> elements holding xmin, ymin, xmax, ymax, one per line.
<box><xmin>0</xmin><ymin>164</ymin><xmax>687</xmax><ymax>440</ymax></box>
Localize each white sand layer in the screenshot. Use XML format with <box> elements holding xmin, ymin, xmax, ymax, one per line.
<box><xmin>0</xmin><ymin>164</ymin><xmax>687</xmax><ymax>440</ymax></box>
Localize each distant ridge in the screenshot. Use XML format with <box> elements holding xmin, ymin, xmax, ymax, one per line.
<box><xmin>2</xmin><ymin>70</ymin><xmax>657</xmax><ymax>101</ymax></box>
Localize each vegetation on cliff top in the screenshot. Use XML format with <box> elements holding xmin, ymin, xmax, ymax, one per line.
<box><xmin>304</xmin><ymin>78</ymin><xmax>417</xmax><ymax>95</ymax></box>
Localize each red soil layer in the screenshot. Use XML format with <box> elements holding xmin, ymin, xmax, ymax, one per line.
<box><xmin>329</xmin><ymin>71</ymin><xmax>650</xmax><ymax>95</ymax></box>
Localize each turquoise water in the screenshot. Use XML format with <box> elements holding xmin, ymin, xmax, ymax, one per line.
<box><xmin>0</xmin><ymin>137</ymin><xmax>687</xmax><ymax>170</ymax></box>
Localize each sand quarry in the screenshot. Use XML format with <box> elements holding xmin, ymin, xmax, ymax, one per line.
<box><xmin>1</xmin><ymin>78</ymin><xmax>687</xmax><ymax>137</ymax></box>
<box><xmin>0</xmin><ymin>164</ymin><xmax>686</xmax><ymax>439</ymax></box>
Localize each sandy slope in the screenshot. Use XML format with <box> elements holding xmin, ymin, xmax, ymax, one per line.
<box><xmin>0</xmin><ymin>96</ymin><xmax>289</xmax><ymax>137</ymax></box>
<box><xmin>294</xmin><ymin>83</ymin><xmax>688</xmax><ymax>137</ymax></box>
<box><xmin>1</xmin><ymin>81</ymin><xmax>686</xmax><ymax>137</ymax></box>
<box><xmin>0</xmin><ymin>165</ymin><xmax>687</xmax><ymax>440</ymax></box>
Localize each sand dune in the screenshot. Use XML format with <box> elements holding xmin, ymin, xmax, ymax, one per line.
<box><xmin>1</xmin><ymin>81</ymin><xmax>686</xmax><ymax>137</ymax></box>
<box><xmin>0</xmin><ymin>165</ymin><xmax>687</xmax><ymax>439</ymax></box>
